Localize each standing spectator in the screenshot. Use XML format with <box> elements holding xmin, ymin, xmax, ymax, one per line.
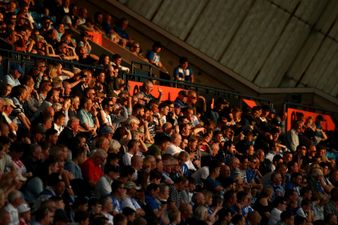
<box><xmin>173</xmin><ymin>57</ymin><xmax>194</xmax><ymax>83</ymax></box>
<box><xmin>146</xmin><ymin>41</ymin><xmax>169</xmax><ymax>78</ymax></box>
<box><xmin>287</xmin><ymin>121</ymin><xmax>302</xmax><ymax>152</ymax></box>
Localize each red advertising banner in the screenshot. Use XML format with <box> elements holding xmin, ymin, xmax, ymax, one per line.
<box><xmin>242</xmin><ymin>99</ymin><xmax>257</xmax><ymax>108</ymax></box>
<box><xmin>88</xmin><ymin>32</ymin><xmax>103</xmax><ymax>45</ymax></box>
<box><xmin>128</xmin><ymin>81</ymin><xmax>183</xmax><ymax>102</ymax></box>
<box><xmin>286</xmin><ymin>107</ymin><xmax>335</xmax><ymax>131</ymax></box>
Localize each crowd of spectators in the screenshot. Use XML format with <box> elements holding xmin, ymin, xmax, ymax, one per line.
<box><xmin>0</xmin><ymin>1</ymin><xmax>337</xmax><ymax>225</ymax></box>
<box><xmin>0</xmin><ymin>0</ymin><xmax>193</xmax><ymax>82</ymax></box>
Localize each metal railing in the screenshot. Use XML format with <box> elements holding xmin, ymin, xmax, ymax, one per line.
<box><xmin>0</xmin><ymin>48</ymin><xmax>272</xmax><ymax>108</ymax></box>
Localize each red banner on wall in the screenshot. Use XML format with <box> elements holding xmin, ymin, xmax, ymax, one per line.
<box><xmin>88</xmin><ymin>32</ymin><xmax>103</xmax><ymax>45</ymax></box>
<box><xmin>286</xmin><ymin>107</ymin><xmax>335</xmax><ymax>131</ymax></box>
<box><xmin>242</xmin><ymin>99</ymin><xmax>257</xmax><ymax>108</ymax></box>
<box><xmin>128</xmin><ymin>81</ymin><xmax>184</xmax><ymax>102</ymax></box>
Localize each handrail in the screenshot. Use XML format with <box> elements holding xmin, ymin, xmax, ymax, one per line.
<box><xmin>0</xmin><ymin>48</ymin><xmax>104</xmax><ymax>71</ymax></box>
<box><xmin>1</xmin><ymin>48</ymin><xmax>272</xmax><ymax>105</ymax></box>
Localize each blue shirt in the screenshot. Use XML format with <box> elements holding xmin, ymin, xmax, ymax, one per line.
<box><xmin>145</xmin><ymin>194</ymin><xmax>160</xmax><ymax>210</ymax></box>
<box><xmin>111</xmin><ymin>196</ymin><xmax>122</xmax><ymax>213</ymax></box>
<box><xmin>204</xmin><ymin>177</ymin><xmax>222</xmax><ymax>192</ymax></box>
<box><xmin>174</xmin><ymin>66</ymin><xmax>193</xmax><ymax>82</ymax></box>
<box><xmin>114</xmin><ymin>25</ymin><xmax>129</xmax><ymax>40</ymax></box>
<box><xmin>146</xmin><ymin>50</ymin><xmax>160</xmax><ymax>64</ymax></box>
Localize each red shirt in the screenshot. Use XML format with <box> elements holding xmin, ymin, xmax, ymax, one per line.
<box><xmin>81</xmin><ymin>158</ymin><xmax>103</xmax><ymax>184</ymax></box>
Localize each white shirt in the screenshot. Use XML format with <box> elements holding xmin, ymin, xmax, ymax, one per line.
<box><xmin>165</xmin><ymin>144</ymin><xmax>183</xmax><ymax>155</ymax></box>
<box><xmin>268</xmin><ymin>208</ymin><xmax>282</xmax><ymax>225</ymax></box>
<box><xmin>191</xmin><ymin>166</ymin><xmax>209</xmax><ymax>184</ymax></box>
<box><xmin>101</xmin><ymin>110</ymin><xmax>112</xmax><ymax>126</ymax></box>
<box><xmin>185</xmin><ymin>160</ymin><xmax>196</xmax><ymax>171</ymax></box>
<box><xmin>5</xmin><ymin>203</ymin><xmax>19</xmax><ymax>225</ymax></box>
<box><xmin>122</xmin><ymin>152</ymin><xmax>133</xmax><ymax>166</ymax></box>
<box><xmin>3</xmin><ymin>74</ymin><xmax>20</xmax><ymax>87</ymax></box>
<box><xmin>102</xmin><ymin>212</ymin><xmax>113</xmax><ymax>225</ymax></box>
<box><xmin>1</xmin><ymin>112</ymin><xmax>16</xmax><ymax>135</ymax></box>
<box><xmin>95</xmin><ymin>175</ymin><xmax>112</xmax><ymax>199</ymax></box>
<box><xmin>121</xmin><ymin>196</ymin><xmax>142</xmax><ymax>211</ymax></box>
<box><xmin>53</xmin><ymin>123</ymin><xmax>64</xmax><ymax>135</ymax></box>
<box><xmin>0</xmin><ymin>153</ymin><xmax>13</xmax><ymax>173</ymax></box>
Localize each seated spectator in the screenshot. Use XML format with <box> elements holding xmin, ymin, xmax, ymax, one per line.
<box><xmin>138</xmin><ymin>80</ymin><xmax>162</xmax><ymax>104</ymax></box>
<box><xmin>77</xmin><ymin>46</ymin><xmax>99</xmax><ymax>65</ymax></box>
<box><xmin>17</xmin><ymin>203</ymin><xmax>31</xmax><ymax>225</ymax></box>
<box><xmin>268</xmin><ymin>197</ymin><xmax>287</xmax><ymax>225</ymax></box>
<box><xmin>57</xmin><ymin>42</ymin><xmax>79</xmax><ymax>61</ymax></box>
<box><xmin>113</xmin><ymin>18</ymin><xmax>130</xmax><ymax>47</ymax></box>
<box><xmin>60</xmin><ymin>33</ymin><xmax>77</xmax><ymax>48</ymax></box>
<box><xmin>95</xmin><ymin>163</ymin><xmax>119</xmax><ymax>199</ymax></box>
<box><xmin>81</xmin><ymin>149</ymin><xmax>107</xmax><ymax>187</ymax></box>
<box><xmin>3</xmin><ymin>64</ymin><xmax>23</xmax><ymax>88</ymax></box>
<box><xmin>0</xmin><ymin>2</ymin><xmax>337</xmax><ymax>225</ymax></box>
<box><xmin>130</xmin><ymin>42</ymin><xmax>145</xmax><ymax>58</ymax></box>
<box><xmin>78</xmin><ymin>97</ymin><xmax>99</xmax><ymax>138</ymax></box>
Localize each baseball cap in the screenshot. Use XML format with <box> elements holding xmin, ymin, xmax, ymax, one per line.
<box><xmin>124</xmin><ymin>181</ymin><xmax>141</xmax><ymax>190</ymax></box>
<box><xmin>100</xmin><ymin>126</ymin><xmax>114</xmax><ymax>136</ymax></box>
<box><xmin>17</xmin><ymin>203</ymin><xmax>30</xmax><ymax>214</ymax></box>
<box><xmin>2</xmin><ymin>98</ymin><xmax>16</xmax><ymax>108</ymax></box>
<box><xmin>10</xmin><ymin>63</ymin><xmax>24</xmax><ymax>74</ymax></box>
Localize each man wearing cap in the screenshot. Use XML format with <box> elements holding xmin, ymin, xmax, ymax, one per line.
<box><xmin>121</xmin><ymin>181</ymin><xmax>145</xmax><ymax>216</ymax></box>
<box><xmin>3</xmin><ymin>64</ymin><xmax>23</xmax><ymax>87</ymax></box>
<box><xmin>0</xmin><ymin>98</ymin><xmax>18</xmax><ymax>135</ymax></box>
<box><xmin>17</xmin><ymin>203</ymin><xmax>31</xmax><ymax>225</ymax></box>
